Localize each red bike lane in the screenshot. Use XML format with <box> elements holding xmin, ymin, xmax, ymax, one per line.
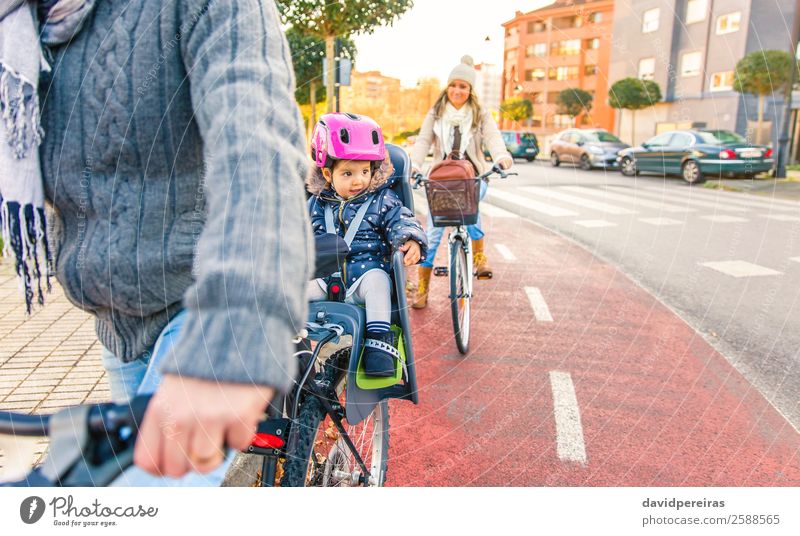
<box><xmin>386</xmin><ymin>214</ymin><xmax>800</xmax><ymax>486</ymax></box>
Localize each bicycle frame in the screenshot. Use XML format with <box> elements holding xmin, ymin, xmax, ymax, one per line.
<box><xmin>447</xmin><ymin>226</ymin><xmax>474</xmax><ymax>302</ymax></box>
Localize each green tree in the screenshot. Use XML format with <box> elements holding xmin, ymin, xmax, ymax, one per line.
<box><xmin>276</xmin><ymin>0</ymin><xmax>414</xmax><ymax>113</ymax></box>
<box><xmin>285</xmin><ymin>29</ymin><xmax>356</xmax><ymax>132</ymax></box>
<box><xmin>556</xmin><ymin>88</ymin><xmax>593</xmax><ymax>126</ymax></box>
<box><xmin>500</xmin><ymin>97</ymin><xmax>533</xmax><ymax>125</ymax></box>
<box><xmin>733</xmin><ymin>50</ymin><xmax>795</xmax><ymax>144</ymax></box>
<box><xmin>608</xmin><ymin>78</ymin><xmax>662</xmax><ymax>144</ymax></box>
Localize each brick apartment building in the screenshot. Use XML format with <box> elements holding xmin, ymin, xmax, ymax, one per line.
<box><xmin>501</xmin><ymin>0</ymin><xmax>615</xmax><ymax>136</ymax></box>
<box><xmin>339</xmin><ymin>71</ymin><xmax>440</xmax><ymax>138</ymax></box>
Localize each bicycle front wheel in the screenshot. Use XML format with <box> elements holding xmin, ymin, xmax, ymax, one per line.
<box><xmin>280</xmin><ymin>348</ymin><xmax>390</xmax><ymax>487</ymax></box>
<box><xmin>450</xmin><ymin>237</ymin><xmax>471</xmax><ymax>354</ymax></box>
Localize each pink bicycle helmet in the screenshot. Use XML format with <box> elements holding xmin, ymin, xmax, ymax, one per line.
<box><xmin>310</xmin><ymin>112</ymin><xmax>385</xmax><ymax>168</ymax></box>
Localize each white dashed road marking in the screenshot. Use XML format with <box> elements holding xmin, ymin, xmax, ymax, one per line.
<box><xmin>763</xmin><ymin>214</ymin><xmax>800</xmax><ymax>222</ymax></box>
<box><xmin>563</xmin><ymin>185</ymin><xmax>694</xmax><ymax>212</ymax></box>
<box><xmin>700</xmin><ymin>215</ymin><xmax>749</xmax><ymax>223</ymax></box>
<box><xmin>481</xmin><ymin>203</ymin><xmax>519</xmax><ymax>219</ymax></box>
<box><xmin>488</xmin><ymin>189</ymin><xmax>579</xmax><ymax>217</ymax></box>
<box><xmin>549</xmin><ymin>371</ymin><xmax>587</xmax><ymax>464</ymax></box>
<box><xmin>605</xmin><ymin>186</ymin><xmax>751</xmax><ymax>213</ymax></box>
<box><xmin>495</xmin><ymin>244</ymin><xmax>517</xmax><ymax>261</ymax></box>
<box><xmin>701</xmin><ymin>260</ymin><xmax>782</xmax><ymax>278</ymax></box>
<box><xmin>524</xmin><ymin>287</ymin><xmax>553</xmax><ymax>322</ymax></box>
<box><xmin>574</xmin><ymin>219</ymin><xmax>617</xmax><ymax>228</ymax></box>
<box><xmin>640</xmin><ymin>185</ymin><xmax>800</xmax><ymax>212</ymax></box>
<box><xmin>790</xmin><ymin>257</ymin><xmax>800</xmax><ymax>264</ymax></box>
<box><xmin>638</xmin><ymin>217</ymin><xmax>683</xmax><ymax>226</ymax></box>
<box><xmin>522</xmin><ymin>186</ymin><xmax>637</xmax><ymax>215</ymax></box>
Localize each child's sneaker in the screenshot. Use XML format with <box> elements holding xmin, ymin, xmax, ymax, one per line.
<box><xmin>363</xmin><ymin>331</ymin><xmax>399</xmax><ymax>377</ymax></box>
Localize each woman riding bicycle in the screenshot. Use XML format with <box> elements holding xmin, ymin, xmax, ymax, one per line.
<box><xmin>409</xmin><ymin>55</ymin><xmax>512</xmax><ymax>309</ymax></box>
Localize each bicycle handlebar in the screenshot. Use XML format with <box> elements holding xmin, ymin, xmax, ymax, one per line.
<box><xmin>411</xmin><ymin>163</ymin><xmax>517</xmax><ymax>189</ymax></box>
<box><xmin>0</xmin><ymin>396</ymin><xmax>152</xmax><ymax>486</ymax></box>
<box><xmin>0</xmin><ymin>395</ymin><xmax>151</xmax><ymax>439</ymax></box>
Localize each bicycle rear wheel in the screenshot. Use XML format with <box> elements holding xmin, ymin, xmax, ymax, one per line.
<box><xmin>450</xmin><ymin>237</ymin><xmax>471</xmax><ymax>354</ymax></box>
<box><xmin>280</xmin><ymin>348</ymin><xmax>389</xmax><ymax>487</ymax></box>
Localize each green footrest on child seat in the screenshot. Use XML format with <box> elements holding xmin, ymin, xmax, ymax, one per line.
<box><xmin>356</xmin><ymin>325</ymin><xmax>406</xmax><ymax>390</ymax></box>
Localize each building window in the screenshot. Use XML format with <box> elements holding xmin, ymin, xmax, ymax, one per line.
<box><xmin>506</xmin><ymin>26</ymin><xmax>518</xmax><ymax>38</ymax></box>
<box><xmin>638</xmin><ymin>57</ymin><xmax>656</xmax><ymax>80</ymax></box>
<box><xmin>716</xmin><ymin>12</ymin><xmax>741</xmax><ymax>34</ymax></box>
<box><xmin>551</xmin><ymin>114</ymin><xmax>574</xmax><ymax>128</ymax></box>
<box><xmin>526</xmin><ymin>43</ymin><xmax>547</xmax><ymax>57</ymax></box>
<box><xmin>548</xmin><ymin>66</ymin><xmax>579</xmax><ymax>81</ymax></box>
<box><xmin>552</xmin><ymin>15</ymin><xmax>581</xmax><ymax>30</ymax></box>
<box><xmin>585</xmin><ymin>64</ymin><xmax>599</xmax><ymax>76</ymax></box>
<box><xmin>506</xmin><ymin>49</ymin><xmax>517</xmax><ymax>62</ymax></box>
<box><xmin>586</xmin><ymin>37</ymin><xmax>600</xmax><ymax>50</ymax></box>
<box><xmin>642</xmin><ymin>8</ymin><xmax>660</xmax><ymax>33</ymax></box>
<box><xmin>681</xmin><ymin>51</ymin><xmax>703</xmax><ymax>77</ymax></box>
<box><xmin>685</xmin><ymin>0</ymin><xmax>708</xmax><ymax>24</ymax></box>
<box><xmin>526</xmin><ymin>68</ymin><xmax>546</xmax><ymax>81</ymax></box>
<box><xmin>532</xmin><ymin>92</ymin><xmax>544</xmax><ymax>104</ymax></box>
<box><xmin>710</xmin><ymin>71</ymin><xmax>734</xmax><ymax>91</ymax></box>
<box><xmin>527</xmin><ymin>20</ymin><xmax>547</xmax><ymax>33</ymax></box>
<box><xmin>551</xmin><ymin>39</ymin><xmax>581</xmax><ymax>56</ymax></box>
<box><xmin>588</xmin><ymin>12</ymin><xmax>603</xmax><ymax>23</ymax></box>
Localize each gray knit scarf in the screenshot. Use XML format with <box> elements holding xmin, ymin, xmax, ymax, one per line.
<box><xmin>0</xmin><ymin>0</ymin><xmax>95</xmax><ymax>312</ymax></box>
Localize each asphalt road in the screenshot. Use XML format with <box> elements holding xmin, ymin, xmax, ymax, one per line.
<box><xmin>390</xmin><ymin>186</ymin><xmax>799</xmax><ymax>485</ymax></box>
<box><xmin>481</xmin><ymin>159</ymin><xmax>800</xmax><ymax>431</ymax></box>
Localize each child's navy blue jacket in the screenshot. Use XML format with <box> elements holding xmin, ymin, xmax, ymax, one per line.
<box><xmin>308</xmin><ymin>171</ymin><xmax>428</xmax><ymax>287</ymax></box>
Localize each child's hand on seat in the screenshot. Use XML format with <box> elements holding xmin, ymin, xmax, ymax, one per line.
<box><xmin>399</xmin><ymin>240</ymin><xmax>421</xmax><ymax>266</ymax></box>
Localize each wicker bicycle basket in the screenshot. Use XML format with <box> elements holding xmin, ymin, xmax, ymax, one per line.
<box><xmin>425</xmin><ymin>177</ymin><xmax>480</xmax><ymax>227</ymax></box>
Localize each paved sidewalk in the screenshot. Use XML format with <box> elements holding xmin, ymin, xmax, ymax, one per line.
<box><xmin>0</xmin><ymin>261</ymin><xmax>108</xmax><ymax>470</ymax></box>
<box><xmin>714</xmin><ymin>175</ymin><xmax>800</xmax><ymax>200</ymax></box>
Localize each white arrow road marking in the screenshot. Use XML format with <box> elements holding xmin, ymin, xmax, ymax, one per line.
<box><xmin>701</xmin><ymin>260</ymin><xmax>782</xmax><ymax>278</ymax></box>
<box><xmin>549</xmin><ymin>371</ymin><xmax>587</xmax><ymax>464</ymax></box>
<box><xmin>524</xmin><ymin>287</ymin><xmax>553</xmax><ymax>322</ymax></box>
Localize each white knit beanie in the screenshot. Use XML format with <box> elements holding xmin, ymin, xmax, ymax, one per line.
<box><xmin>447</xmin><ymin>55</ymin><xmax>476</xmax><ymax>88</ymax></box>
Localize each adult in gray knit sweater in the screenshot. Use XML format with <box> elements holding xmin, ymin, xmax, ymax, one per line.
<box><xmin>0</xmin><ymin>1</ymin><xmax>310</xmax><ymax>484</ymax></box>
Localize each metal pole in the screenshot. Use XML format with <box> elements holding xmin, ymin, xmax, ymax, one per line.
<box><xmin>334</xmin><ymin>38</ymin><xmax>341</xmax><ymax>113</ymax></box>
<box><xmin>775</xmin><ymin>2</ymin><xmax>800</xmax><ymax>178</ymax></box>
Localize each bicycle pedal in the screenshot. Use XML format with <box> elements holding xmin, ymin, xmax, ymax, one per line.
<box><xmin>433</xmin><ymin>267</ymin><xmax>448</xmax><ymax>276</ymax></box>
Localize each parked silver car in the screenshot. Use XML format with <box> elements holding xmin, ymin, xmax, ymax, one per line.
<box><xmin>550</xmin><ymin>129</ymin><xmax>630</xmax><ymax>170</ymax></box>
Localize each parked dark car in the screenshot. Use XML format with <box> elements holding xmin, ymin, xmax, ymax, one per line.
<box><xmin>549</xmin><ymin>129</ymin><xmax>630</xmax><ymax>170</ymax></box>
<box><xmin>485</xmin><ymin>130</ymin><xmax>539</xmax><ymax>162</ymax></box>
<box><xmin>617</xmin><ymin>129</ymin><xmax>774</xmax><ymax>184</ymax></box>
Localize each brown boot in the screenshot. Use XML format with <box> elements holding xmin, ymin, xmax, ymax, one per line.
<box><xmin>472</xmin><ymin>239</ymin><xmax>493</xmax><ymax>279</ymax></box>
<box><xmin>411</xmin><ymin>266</ymin><xmax>432</xmax><ymax>309</ymax></box>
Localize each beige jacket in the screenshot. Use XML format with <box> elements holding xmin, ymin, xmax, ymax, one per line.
<box><xmin>410</xmin><ymin>107</ymin><xmax>511</xmax><ymax>174</ymax></box>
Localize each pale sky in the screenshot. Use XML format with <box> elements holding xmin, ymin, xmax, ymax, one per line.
<box><xmin>352</xmin><ymin>0</ymin><xmax>554</xmax><ymax>87</ymax></box>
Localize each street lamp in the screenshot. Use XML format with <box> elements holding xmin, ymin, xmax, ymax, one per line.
<box><xmin>775</xmin><ymin>5</ymin><xmax>800</xmax><ymax>177</ymax></box>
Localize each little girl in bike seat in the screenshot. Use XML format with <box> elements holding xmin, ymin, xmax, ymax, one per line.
<box><xmin>307</xmin><ymin>112</ymin><xmax>428</xmax><ymax>377</ymax></box>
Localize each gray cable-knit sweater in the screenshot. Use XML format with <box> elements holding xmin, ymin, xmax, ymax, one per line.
<box><xmin>39</xmin><ymin>0</ymin><xmax>311</xmax><ymax>391</ymax></box>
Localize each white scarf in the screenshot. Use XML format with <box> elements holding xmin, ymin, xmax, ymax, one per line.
<box><xmin>435</xmin><ymin>102</ymin><xmax>473</xmax><ymax>159</ymax></box>
<box><xmin>0</xmin><ymin>0</ymin><xmax>95</xmax><ymax>312</ymax></box>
